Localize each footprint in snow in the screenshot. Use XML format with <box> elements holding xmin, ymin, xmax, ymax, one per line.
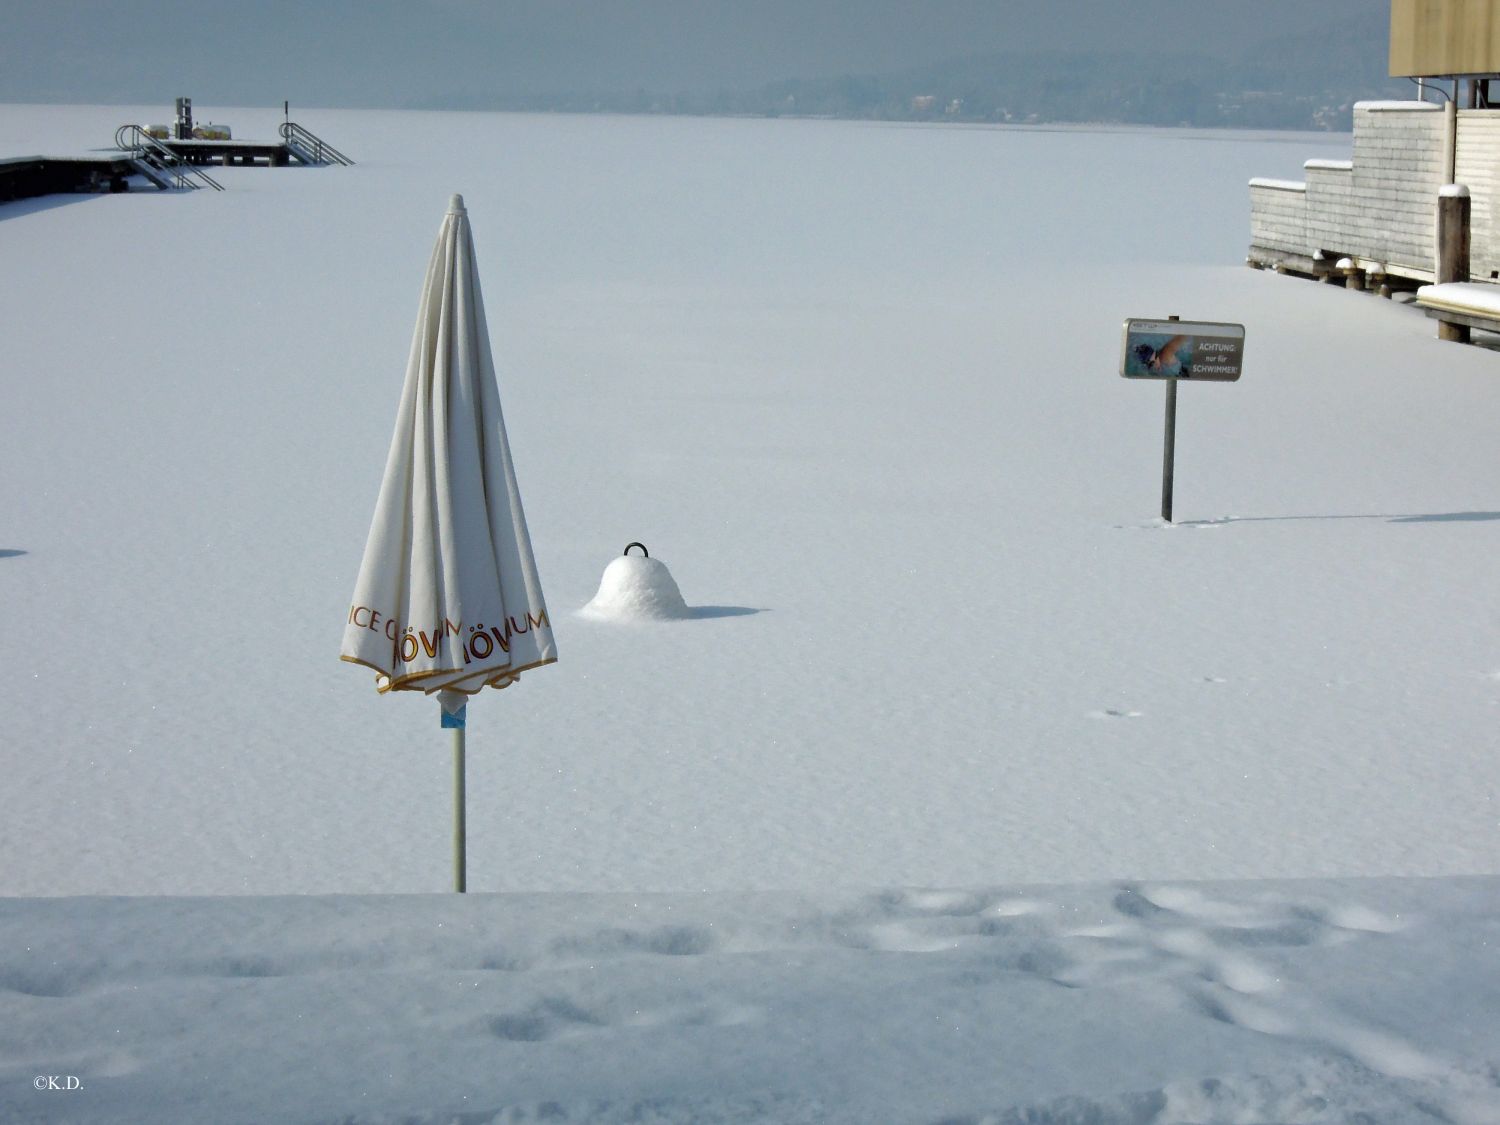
<box><xmin>488</xmin><ymin>995</ymin><xmax>758</xmax><ymax>1042</ymax></box>
<box><xmin>489</xmin><ymin>998</ymin><xmax>604</xmax><ymax>1042</ymax></box>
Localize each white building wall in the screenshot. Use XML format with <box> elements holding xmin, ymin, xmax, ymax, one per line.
<box><xmin>1249</xmin><ymin>180</ymin><xmax>1307</xmax><ymax>255</ymax></box>
<box><xmin>1348</xmin><ymin>104</ymin><xmax>1445</xmax><ymax>270</ymax></box>
<box><xmin>1249</xmin><ymin>102</ymin><xmax>1451</xmax><ymax>280</ymax></box>
<box><xmin>1455</xmin><ymin>110</ymin><xmax>1500</xmax><ymax>278</ymax></box>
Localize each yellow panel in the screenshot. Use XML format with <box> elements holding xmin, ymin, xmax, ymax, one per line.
<box><xmin>1390</xmin><ymin>0</ymin><xmax>1500</xmax><ymax>77</ymax></box>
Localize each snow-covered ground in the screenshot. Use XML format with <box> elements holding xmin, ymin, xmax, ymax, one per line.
<box><xmin>5</xmin><ymin>878</ymin><xmax>1500</xmax><ymax>1124</ymax></box>
<box><xmin>3</xmin><ymin>104</ymin><xmax>1499</xmax><ymax>1122</ymax></box>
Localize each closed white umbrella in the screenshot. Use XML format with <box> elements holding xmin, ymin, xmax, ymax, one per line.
<box><xmin>341</xmin><ymin>193</ymin><xmax>556</xmax><ymax>891</ymax></box>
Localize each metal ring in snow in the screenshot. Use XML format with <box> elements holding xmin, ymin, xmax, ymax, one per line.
<box><xmin>623</xmin><ymin>542</ymin><xmax>649</xmax><ymax>557</ymax></box>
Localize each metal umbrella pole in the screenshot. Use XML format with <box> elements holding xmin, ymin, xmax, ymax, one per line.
<box><xmin>441</xmin><ymin>697</ymin><xmax>468</xmax><ymax>893</ymax></box>
<box><xmin>453</xmin><ymin>723</ymin><xmax>466</xmax><ymax>893</ymax></box>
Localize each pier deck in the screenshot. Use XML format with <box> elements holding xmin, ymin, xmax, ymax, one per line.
<box><xmin>0</xmin><ymin>155</ymin><xmax>140</xmax><ymax>202</ymax></box>
<box><xmin>149</xmin><ymin>138</ymin><xmax>294</xmax><ymax>167</ymax></box>
<box><xmin>2</xmin><ymin>116</ymin><xmax>351</xmax><ymax>205</ymax></box>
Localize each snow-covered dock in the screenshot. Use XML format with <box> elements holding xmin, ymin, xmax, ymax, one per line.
<box><xmin>0</xmin><ymin>153</ymin><xmax>141</xmax><ymax>201</ymax></box>
<box><xmin>1249</xmin><ymin>99</ymin><xmax>1500</xmax><ymax>290</ymax></box>
<box><xmin>0</xmin><ymin>105</ymin><xmax>352</xmax><ymax>203</ymax></box>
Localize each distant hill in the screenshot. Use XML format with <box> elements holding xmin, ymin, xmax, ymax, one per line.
<box><xmin>423</xmin><ymin>13</ymin><xmax>1414</xmax><ymax>130</ymax></box>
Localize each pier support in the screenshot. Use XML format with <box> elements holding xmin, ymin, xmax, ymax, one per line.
<box><xmin>1437</xmin><ymin>185</ymin><xmax>1471</xmax><ymax>343</ymax></box>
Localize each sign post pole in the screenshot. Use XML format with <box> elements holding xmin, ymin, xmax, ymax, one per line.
<box><xmin>1120</xmin><ymin>314</ymin><xmax>1244</xmax><ymax>524</ymax></box>
<box><xmin>1162</xmin><ymin>378</ymin><xmax>1177</xmax><ymax>522</ymax></box>
<box><xmin>1161</xmin><ymin>314</ymin><xmax>1180</xmax><ymax>522</ymax></box>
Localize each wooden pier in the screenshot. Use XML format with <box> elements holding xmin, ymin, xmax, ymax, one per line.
<box><xmin>0</xmin><ymin>154</ymin><xmax>142</xmax><ymax>203</ymax></box>
<box><xmin>148</xmin><ymin>138</ymin><xmax>295</xmax><ymax>167</ymax></box>
<box><xmin>1247</xmin><ymin>102</ymin><xmax>1450</xmax><ymax>287</ymax></box>
<box><xmin>114</xmin><ymin>121</ymin><xmax>353</xmax><ymax>174</ymax></box>
<box><xmin>0</xmin><ymin>113</ymin><xmax>352</xmax><ymax>206</ymax></box>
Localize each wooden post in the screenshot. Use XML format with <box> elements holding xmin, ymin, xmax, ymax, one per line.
<box><xmin>1438</xmin><ymin>184</ymin><xmax>1472</xmax><ymax>343</ymax></box>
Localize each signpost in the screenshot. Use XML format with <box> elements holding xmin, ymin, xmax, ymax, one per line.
<box><xmin>1120</xmin><ymin>317</ymin><xmax>1244</xmax><ymax>522</ymax></box>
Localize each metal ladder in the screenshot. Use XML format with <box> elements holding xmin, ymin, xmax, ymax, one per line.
<box><xmin>279</xmin><ymin>122</ymin><xmax>355</xmax><ymax>167</ymax></box>
<box><xmin>113</xmin><ymin>125</ymin><xmax>225</xmax><ymax>191</ymax></box>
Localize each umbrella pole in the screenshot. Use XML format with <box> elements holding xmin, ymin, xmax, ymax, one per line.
<box><xmin>453</xmin><ymin>726</ymin><xmax>467</xmax><ymax>893</ymax></box>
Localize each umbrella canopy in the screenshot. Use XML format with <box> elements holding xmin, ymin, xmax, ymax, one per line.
<box><xmin>341</xmin><ymin>194</ymin><xmax>556</xmax><ymax>706</ymax></box>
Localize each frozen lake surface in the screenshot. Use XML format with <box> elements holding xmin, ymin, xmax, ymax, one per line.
<box><xmin>2</xmin><ymin>105</ymin><xmax>1498</xmax><ymax>1123</ymax></box>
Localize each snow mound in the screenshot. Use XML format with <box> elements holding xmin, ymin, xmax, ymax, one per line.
<box><xmin>580</xmin><ymin>553</ymin><xmax>691</xmax><ymax>621</ymax></box>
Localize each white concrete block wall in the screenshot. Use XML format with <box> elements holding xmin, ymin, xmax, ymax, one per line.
<box><xmin>1344</xmin><ymin>105</ymin><xmax>1445</xmax><ymax>272</ymax></box>
<box><xmin>1456</xmin><ymin>110</ymin><xmax>1500</xmax><ymax>278</ymax></box>
<box><xmin>1250</xmin><ymin>181</ymin><xmax>1307</xmax><ymax>254</ymax></box>
<box><xmin>1304</xmin><ymin>163</ymin><xmax>1355</xmax><ymax>255</ymax></box>
<box><xmin>1250</xmin><ymin>103</ymin><xmax>1453</xmax><ymax>278</ymax></box>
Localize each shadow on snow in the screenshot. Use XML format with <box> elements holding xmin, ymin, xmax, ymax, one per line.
<box><xmin>1176</xmin><ymin>512</ymin><xmax>1500</xmax><ymax>527</ymax></box>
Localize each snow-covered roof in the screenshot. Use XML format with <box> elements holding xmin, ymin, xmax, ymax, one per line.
<box><xmin>1248</xmin><ymin>176</ymin><xmax>1306</xmax><ymax>191</ymax></box>
<box><xmin>1355</xmin><ymin>100</ymin><xmax>1444</xmax><ymax>112</ymax></box>
<box><xmin>1304</xmin><ymin>158</ymin><xmax>1354</xmax><ymax>172</ymax></box>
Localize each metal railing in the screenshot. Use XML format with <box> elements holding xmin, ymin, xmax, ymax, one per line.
<box><xmin>278</xmin><ymin>122</ymin><xmax>355</xmax><ymax>166</ymax></box>
<box><xmin>112</xmin><ymin>125</ymin><xmax>225</xmax><ymax>191</ymax></box>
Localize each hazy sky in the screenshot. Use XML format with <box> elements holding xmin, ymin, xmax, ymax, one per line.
<box><xmin>3</xmin><ymin>0</ymin><xmax>1382</xmax><ymax>108</ymax></box>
